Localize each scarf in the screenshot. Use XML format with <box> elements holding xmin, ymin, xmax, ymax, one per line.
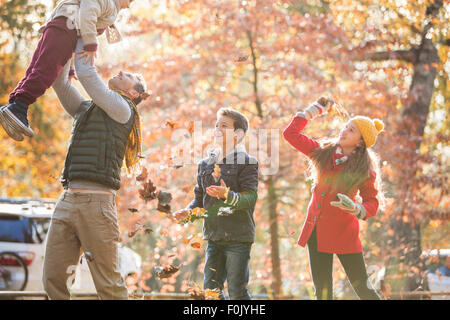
<box><xmin>206</xmin><ymin>144</ymin><xmax>246</xmax><ymax>165</ymax></box>
<box><xmin>334</xmin><ymin>146</ymin><xmax>355</xmax><ymax>166</ymax></box>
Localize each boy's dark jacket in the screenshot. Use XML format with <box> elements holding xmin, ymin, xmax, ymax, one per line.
<box><xmin>187</xmin><ymin>145</ymin><xmax>259</xmax><ymax>243</ymax></box>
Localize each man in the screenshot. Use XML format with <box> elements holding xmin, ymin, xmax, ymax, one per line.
<box><xmin>174</xmin><ymin>108</ymin><xmax>259</xmax><ymax>300</ymax></box>
<box><xmin>42</xmin><ymin>39</ymin><xmax>149</xmax><ymax>299</ymax></box>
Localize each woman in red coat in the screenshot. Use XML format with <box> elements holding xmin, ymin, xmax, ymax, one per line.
<box><xmin>283</xmin><ymin>97</ymin><xmax>385</xmax><ymax>300</ymax></box>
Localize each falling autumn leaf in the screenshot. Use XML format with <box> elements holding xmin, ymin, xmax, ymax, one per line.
<box><xmin>157</xmin><ymin>191</ymin><xmax>173</xmax><ymax>205</ymax></box>
<box><xmin>128</xmin><ymin>222</ymin><xmax>153</xmax><ymax>238</ymax></box>
<box><xmin>188</xmin><ymin>121</ymin><xmax>195</xmax><ymax>135</ymax></box>
<box><xmin>154</xmin><ymin>264</ymin><xmax>182</xmax><ymax>279</ymax></box>
<box><xmin>139</xmin><ymin>179</ymin><xmax>157</xmax><ymax>201</ymax></box>
<box><xmin>157</xmin><ymin>203</ymin><xmax>171</xmax><ymax>214</ymax></box>
<box><xmin>136</xmin><ymin>167</ymin><xmax>148</xmax><ymax>182</ymax></box>
<box><xmin>178</xmin><ymin>207</ymin><xmax>208</xmax><ymax>224</ymax></box>
<box><xmin>165</xmin><ymin>120</ymin><xmax>179</xmax><ymax>129</ymax></box>
<box><xmin>144</xmin><ymin>226</ymin><xmax>153</xmax><ymax>234</ymax></box>
<box><xmin>157</xmin><ymin>212</ymin><xmax>167</xmax><ymax>218</ymax></box>
<box><xmin>128</xmin><ymin>208</ymin><xmax>139</xmax><ymax>213</ymax></box>
<box><xmin>191</xmin><ymin>242</ymin><xmax>202</xmax><ymax>249</ymax></box>
<box><xmin>49</xmin><ymin>174</ymin><xmax>62</xmax><ymax>182</ymax></box>
<box><xmin>211</xmin><ymin>164</ymin><xmax>221</xmax><ymax>183</ymax></box>
<box><xmin>183</xmin><ymin>234</ymin><xmax>194</xmax><ymax>244</ymax></box>
<box><xmin>128</xmin><ymin>224</ymin><xmax>143</xmax><ymax>238</ymax></box>
<box><xmin>235</xmin><ymin>55</ymin><xmax>249</xmax><ymax>62</ymax></box>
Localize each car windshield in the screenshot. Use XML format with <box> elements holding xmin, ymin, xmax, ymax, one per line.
<box><xmin>0</xmin><ymin>214</ymin><xmax>50</xmax><ymax>244</ymax></box>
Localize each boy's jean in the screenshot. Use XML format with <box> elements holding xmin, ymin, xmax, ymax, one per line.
<box><xmin>203</xmin><ymin>240</ymin><xmax>252</xmax><ymax>300</ymax></box>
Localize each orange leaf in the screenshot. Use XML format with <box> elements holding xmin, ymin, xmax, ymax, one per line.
<box><xmin>165</xmin><ymin>120</ymin><xmax>179</xmax><ymax>129</ymax></box>
<box><xmin>191</xmin><ymin>242</ymin><xmax>201</xmax><ymax>249</ymax></box>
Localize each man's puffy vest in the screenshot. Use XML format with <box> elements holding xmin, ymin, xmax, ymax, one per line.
<box><xmin>62</xmin><ymin>99</ymin><xmax>135</xmax><ymax>190</ymax></box>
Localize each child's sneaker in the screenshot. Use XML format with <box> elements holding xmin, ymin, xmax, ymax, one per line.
<box><xmin>0</xmin><ymin>106</ymin><xmax>25</xmax><ymax>141</ymax></box>
<box><xmin>0</xmin><ymin>101</ymin><xmax>34</xmax><ymax>138</ymax></box>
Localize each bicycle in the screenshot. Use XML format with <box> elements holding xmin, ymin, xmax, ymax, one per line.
<box><xmin>0</xmin><ymin>251</ymin><xmax>28</xmax><ymax>291</ymax></box>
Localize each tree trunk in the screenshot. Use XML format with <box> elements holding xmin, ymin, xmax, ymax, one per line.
<box><xmin>363</xmin><ymin>1</ymin><xmax>442</xmax><ymax>294</ymax></box>
<box><xmin>266</xmin><ymin>176</ymin><xmax>282</xmax><ymax>297</ymax></box>
<box><xmin>247</xmin><ymin>30</ymin><xmax>282</xmax><ymax>297</ymax></box>
<box><xmin>386</xmin><ymin>29</ymin><xmax>440</xmax><ymax>294</ymax></box>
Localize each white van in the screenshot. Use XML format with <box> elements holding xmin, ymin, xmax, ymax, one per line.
<box><xmin>0</xmin><ymin>198</ymin><xmax>141</xmax><ymax>295</ymax></box>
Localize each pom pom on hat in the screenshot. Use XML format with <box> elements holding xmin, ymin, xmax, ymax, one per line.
<box><xmin>351</xmin><ymin>116</ymin><xmax>385</xmax><ymax>148</ymax></box>
<box><xmin>373</xmin><ymin>119</ymin><xmax>384</xmax><ymax>133</ymax></box>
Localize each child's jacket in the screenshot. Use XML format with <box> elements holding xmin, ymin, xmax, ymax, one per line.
<box><xmin>283</xmin><ymin>115</ymin><xmax>379</xmax><ymax>254</ymax></box>
<box><xmin>187</xmin><ymin>145</ymin><xmax>259</xmax><ymax>243</ymax></box>
<box><xmin>40</xmin><ymin>0</ymin><xmax>122</xmax><ymax>51</ymax></box>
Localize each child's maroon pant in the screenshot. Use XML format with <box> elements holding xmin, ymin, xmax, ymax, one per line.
<box><xmin>9</xmin><ymin>17</ymin><xmax>78</xmax><ymax>106</ymax></box>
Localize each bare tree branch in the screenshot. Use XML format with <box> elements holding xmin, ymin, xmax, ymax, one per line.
<box><xmin>365</xmin><ymin>50</ymin><xmax>416</xmax><ymax>63</ymax></box>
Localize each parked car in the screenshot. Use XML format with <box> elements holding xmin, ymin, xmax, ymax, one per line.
<box><xmin>0</xmin><ymin>198</ymin><xmax>142</xmax><ymax>295</ymax></box>
<box><xmin>369</xmin><ymin>249</ymin><xmax>450</xmax><ymax>300</ymax></box>
<box><xmin>421</xmin><ymin>249</ymin><xmax>450</xmax><ymax>300</ymax></box>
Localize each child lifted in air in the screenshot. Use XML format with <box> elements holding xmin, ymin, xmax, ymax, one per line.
<box><xmin>0</xmin><ymin>0</ymin><xmax>135</xmax><ymax>141</ymax></box>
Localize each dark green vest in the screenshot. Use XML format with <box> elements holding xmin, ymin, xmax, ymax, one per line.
<box><xmin>62</xmin><ymin>99</ymin><xmax>135</xmax><ymax>190</ymax></box>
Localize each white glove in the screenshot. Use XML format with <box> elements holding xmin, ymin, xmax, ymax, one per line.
<box><xmin>330</xmin><ymin>193</ymin><xmax>366</xmax><ymax>219</ymax></box>
<box><xmin>297</xmin><ymin>97</ymin><xmax>334</xmax><ymax>120</ymax></box>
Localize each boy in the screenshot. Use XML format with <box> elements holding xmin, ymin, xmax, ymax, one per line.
<box><xmin>174</xmin><ymin>108</ymin><xmax>259</xmax><ymax>300</ymax></box>
<box><xmin>0</xmin><ymin>0</ymin><xmax>134</xmax><ymax>141</ymax></box>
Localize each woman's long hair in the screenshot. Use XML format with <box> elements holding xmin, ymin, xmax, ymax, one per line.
<box><xmin>306</xmin><ymin>138</ymin><xmax>385</xmax><ymax>210</ymax></box>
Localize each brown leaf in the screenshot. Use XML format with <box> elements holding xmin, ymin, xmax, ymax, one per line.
<box><xmin>157</xmin><ymin>203</ymin><xmax>171</xmax><ymax>214</ymax></box>
<box><xmin>144</xmin><ymin>226</ymin><xmax>153</xmax><ymax>234</ymax></box>
<box><xmin>128</xmin><ymin>208</ymin><xmax>139</xmax><ymax>213</ymax></box>
<box><xmin>155</xmin><ymin>264</ymin><xmax>181</xmax><ymax>279</ymax></box>
<box><xmin>139</xmin><ymin>179</ymin><xmax>157</xmax><ymax>201</ymax></box>
<box><xmin>235</xmin><ymin>55</ymin><xmax>249</xmax><ymax>62</ymax></box>
<box><xmin>165</xmin><ymin>120</ymin><xmax>179</xmax><ymax>129</ymax></box>
<box><xmin>157</xmin><ymin>191</ymin><xmax>173</xmax><ymax>205</ymax></box>
<box><xmin>128</xmin><ymin>223</ymin><xmax>143</xmax><ymax>238</ymax></box>
<box><xmin>136</xmin><ymin>167</ymin><xmax>148</xmax><ymax>182</ymax></box>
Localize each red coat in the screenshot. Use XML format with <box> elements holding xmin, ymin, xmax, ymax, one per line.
<box><xmin>283</xmin><ymin>115</ymin><xmax>379</xmax><ymax>254</ymax></box>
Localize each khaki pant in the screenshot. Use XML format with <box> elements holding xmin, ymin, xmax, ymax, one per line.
<box><xmin>42</xmin><ymin>191</ymin><xmax>128</xmax><ymax>300</ymax></box>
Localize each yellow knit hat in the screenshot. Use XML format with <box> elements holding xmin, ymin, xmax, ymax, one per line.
<box><xmin>351</xmin><ymin>116</ymin><xmax>384</xmax><ymax>148</ymax></box>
